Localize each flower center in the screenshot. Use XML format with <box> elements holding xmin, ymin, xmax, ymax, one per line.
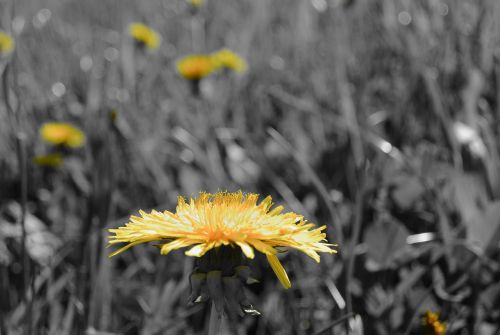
<box><xmin>196</xmin><ymin>245</ymin><xmax>243</xmax><ymax>276</ymax></box>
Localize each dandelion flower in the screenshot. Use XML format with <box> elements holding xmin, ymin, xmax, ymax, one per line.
<box><xmin>108</xmin><ymin>191</ymin><xmax>337</xmax><ymax>289</ymax></box>
<box><xmin>187</xmin><ymin>0</ymin><xmax>205</xmax><ymax>7</ymax></box>
<box><xmin>423</xmin><ymin>310</ymin><xmax>446</xmax><ymax>335</ymax></box>
<box><xmin>33</xmin><ymin>153</ymin><xmax>64</xmax><ymax>167</ymax></box>
<box><xmin>39</xmin><ymin>122</ymin><xmax>85</xmax><ymax>148</ymax></box>
<box><xmin>176</xmin><ymin>54</ymin><xmax>216</xmax><ymax>81</ymax></box>
<box><xmin>211</xmin><ymin>48</ymin><xmax>248</xmax><ymax>73</ymax></box>
<box><xmin>128</xmin><ymin>23</ymin><xmax>161</xmax><ymax>50</ymax></box>
<box><xmin>0</xmin><ymin>30</ymin><xmax>15</xmax><ymax>55</ymax></box>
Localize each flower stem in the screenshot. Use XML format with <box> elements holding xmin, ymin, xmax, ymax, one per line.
<box><xmin>208</xmin><ymin>301</ymin><xmax>222</xmax><ymax>335</ymax></box>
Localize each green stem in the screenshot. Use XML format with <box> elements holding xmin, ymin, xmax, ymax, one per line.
<box><xmin>208</xmin><ymin>301</ymin><xmax>222</xmax><ymax>335</ymax></box>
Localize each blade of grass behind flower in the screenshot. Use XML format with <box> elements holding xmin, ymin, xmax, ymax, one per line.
<box><xmin>267</xmin><ymin>128</ymin><xmax>344</xmax><ymax>248</ymax></box>
<box><xmin>2</xmin><ymin>48</ymin><xmax>32</xmax><ymax>333</ymax></box>
<box><xmin>265</xmin><ymin>168</ymin><xmax>316</xmax><ymax>221</ymax></box>
<box><xmin>434</xmin><ymin>195</ymin><xmax>456</xmax><ymax>270</ymax></box>
<box><xmin>267</xmin><ymin>86</ymin><xmax>328</xmax><ymax>154</ymax></box>
<box><xmin>331</xmin><ymin>8</ymin><xmax>365</xmax><ymax>171</ymax></box>
<box><xmin>420</xmin><ymin>67</ymin><xmax>462</xmax><ymax>169</ymax></box>
<box><xmin>61</xmin><ymin>297</ymin><xmax>76</xmax><ymax>334</ymax></box>
<box><xmin>121</xmin><ymin>28</ymin><xmax>136</xmax><ymax>103</ymax></box>
<box><xmin>313</xmin><ymin>312</ymin><xmax>355</xmax><ymax>335</ymax></box>
<box><xmin>88</xmin><ymin>238</ymin><xmax>112</xmax><ymax>330</ymax></box>
<box><xmin>481</xmin><ymin>124</ymin><xmax>500</xmax><ymax>199</ymax></box>
<box><xmin>345</xmin><ymin>177</ymin><xmax>366</xmax><ymax>321</ymax></box>
<box><xmin>47</xmin><ymin>271</ymin><xmax>74</xmax><ymax>333</ymax></box>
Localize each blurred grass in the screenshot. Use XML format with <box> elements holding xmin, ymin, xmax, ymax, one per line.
<box><xmin>1</xmin><ymin>0</ymin><xmax>500</xmax><ymax>334</ymax></box>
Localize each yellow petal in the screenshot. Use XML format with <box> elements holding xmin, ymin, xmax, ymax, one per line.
<box><xmin>185</xmin><ymin>243</ymin><xmax>207</xmax><ymax>257</ymax></box>
<box><xmin>108</xmin><ymin>241</ymin><xmax>142</xmax><ymax>258</ymax></box>
<box><xmin>302</xmin><ymin>249</ymin><xmax>321</xmax><ymax>262</ymax></box>
<box><xmin>266</xmin><ymin>254</ymin><xmax>291</xmax><ymax>289</ymax></box>
<box><xmin>33</xmin><ymin>153</ymin><xmax>64</xmax><ymax>167</ymax></box>
<box><xmin>160</xmin><ymin>239</ymin><xmax>194</xmax><ymax>255</ymax></box>
<box><xmin>248</xmin><ymin>239</ymin><xmax>277</xmax><ymax>255</ymax></box>
<box><xmin>236</xmin><ymin>242</ymin><xmax>255</xmax><ymax>259</ymax></box>
<box><xmin>258</xmin><ymin>196</ymin><xmax>273</xmax><ymax>212</ymax></box>
<box><xmin>268</xmin><ymin>205</ymin><xmax>284</xmax><ymax>216</ymax></box>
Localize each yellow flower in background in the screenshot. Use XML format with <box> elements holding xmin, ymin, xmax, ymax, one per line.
<box><xmin>0</xmin><ymin>30</ymin><xmax>15</xmax><ymax>54</ymax></box>
<box><xmin>187</xmin><ymin>0</ymin><xmax>205</xmax><ymax>7</ymax></box>
<box><xmin>128</xmin><ymin>23</ymin><xmax>161</xmax><ymax>50</ymax></box>
<box><xmin>423</xmin><ymin>310</ymin><xmax>446</xmax><ymax>335</ymax></box>
<box><xmin>39</xmin><ymin>122</ymin><xmax>85</xmax><ymax>148</ymax></box>
<box><xmin>211</xmin><ymin>48</ymin><xmax>248</xmax><ymax>73</ymax></box>
<box><xmin>33</xmin><ymin>153</ymin><xmax>64</xmax><ymax>167</ymax></box>
<box><xmin>176</xmin><ymin>54</ymin><xmax>216</xmax><ymax>81</ymax></box>
<box><xmin>108</xmin><ymin>191</ymin><xmax>337</xmax><ymax>289</ymax></box>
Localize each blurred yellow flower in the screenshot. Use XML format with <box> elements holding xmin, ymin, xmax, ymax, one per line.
<box><xmin>33</xmin><ymin>153</ymin><xmax>64</xmax><ymax>167</ymax></box>
<box><xmin>128</xmin><ymin>23</ymin><xmax>161</xmax><ymax>50</ymax></box>
<box><xmin>110</xmin><ymin>110</ymin><xmax>118</xmax><ymax>122</ymax></box>
<box><xmin>0</xmin><ymin>30</ymin><xmax>15</xmax><ymax>54</ymax></box>
<box><xmin>187</xmin><ymin>0</ymin><xmax>205</xmax><ymax>7</ymax></box>
<box><xmin>176</xmin><ymin>54</ymin><xmax>216</xmax><ymax>81</ymax></box>
<box><xmin>109</xmin><ymin>191</ymin><xmax>337</xmax><ymax>289</ymax></box>
<box><xmin>423</xmin><ymin>310</ymin><xmax>446</xmax><ymax>335</ymax></box>
<box><xmin>39</xmin><ymin>122</ymin><xmax>85</xmax><ymax>148</ymax></box>
<box><xmin>211</xmin><ymin>48</ymin><xmax>248</xmax><ymax>73</ymax></box>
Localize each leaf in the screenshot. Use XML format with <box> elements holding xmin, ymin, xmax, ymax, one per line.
<box><xmin>391</xmin><ymin>176</ymin><xmax>425</xmax><ymax>210</ymax></box>
<box><xmin>363</xmin><ymin>218</ymin><xmax>410</xmax><ymax>271</ymax></box>
<box><xmin>0</xmin><ymin>236</ymin><xmax>12</xmax><ymax>265</ymax></box>
<box><xmin>479</xmin><ymin>282</ymin><xmax>500</xmax><ymax>311</ymax></box>
<box><xmin>469</xmin><ymin>200</ymin><xmax>500</xmax><ymax>253</ymax></box>
<box><xmin>441</xmin><ymin>171</ymin><xmax>489</xmax><ymax>266</ymax></box>
<box><xmin>225</xmin><ymin>142</ymin><xmax>260</xmax><ymax>186</ymax></box>
<box><xmin>446</xmin><ymin>172</ymin><xmax>488</xmax><ymax>227</ymax></box>
<box><xmin>5</xmin><ymin>202</ymin><xmax>62</xmax><ymax>266</ymax></box>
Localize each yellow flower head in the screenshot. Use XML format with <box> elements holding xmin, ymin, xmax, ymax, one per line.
<box><xmin>33</xmin><ymin>153</ymin><xmax>64</xmax><ymax>167</ymax></box>
<box><xmin>0</xmin><ymin>30</ymin><xmax>15</xmax><ymax>55</ymax></box>
<box><xmin>128</xmin><ymin>23</ymin><xmax>161</xmax><ymax>50</ymax></box>
<box><xmin>39</xmin><ymin>122</ymin><xmax>85</xmax><ymax>148</ymax></box>
<box><xmin>187</xmin><ymin>0</ymin><xmax>205</xmax><ymax>7</ymax></box>
<box><xmin>211</xmin><ymin>48</ymin><xmax>248</xmax><ymax>73</ymax></box>
<box><xmin>108</xmin><ymin>191</ymin><xmax>337</xmax><ymax>289</ymax></box>
<box><xmin>423</xmin><ymin>310</ymin><xmax>447</xmax><ymax>335</ymax></box>
<box><xmin>176</xmin><ymin>54</ymin><xmax>216</xmax><ymax>81</ymax></box>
